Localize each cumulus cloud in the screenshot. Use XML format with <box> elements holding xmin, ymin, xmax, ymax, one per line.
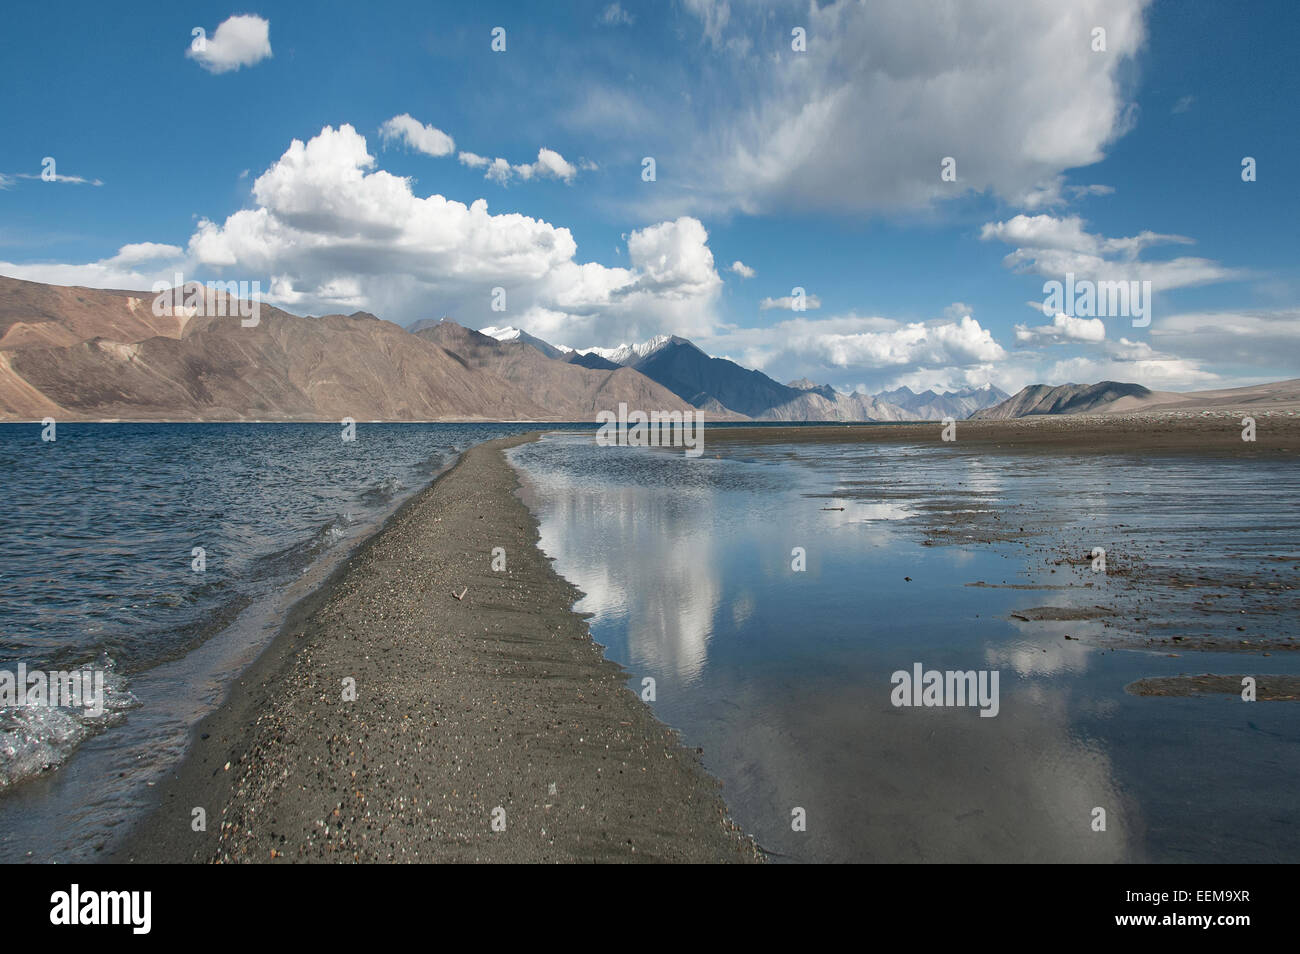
<box><xmin>177</xmin><ymin>125</ymin><xmax>718</xmax><ymax>340</ymax></box>
<box><xmin>729</xmin><ymin>260</ymin><xmax>755</xmax><ymax>279</ymax></box>
<box><xmin>458</xmin><ymin>147</ymin><xmax>579</xmax><ymax>184</ymax></box>
<box><xmin>106</xmin><ymin>243</ymin><xmax>185</xmax><ymax>266</ymax></box>
<box><xmin>697</xmin><ymin>312</ymin><xmax>1007</xmax><ymax>393</ymax></box>
<box><xmin>527</xmin><ymin>148</ymin><xmax>577</xmax><ymax>181</ymax></box>
<box><xmin>1016</xmin><ymin>312</ymin><xmax>1107</xmax><ymax>343</ymax></box>
<box><xmin>379</xmin><ymin>114</ymin><xmax>455</xmax><ymax>157</ymax></box>
<box><xmin>694</xmin><ymin>298</ymin><xmax>1225</xmax><ymax>397</ymax></box>
<box><xmin>981</xmin><ymin>213</ymin><xmax>1243</xmax><ymax>292</ymax></box>
<box><xmin>656</xmin><ymin>0</ymin><xmax>1151</xmax><ymax>217</ymax></box>
<box><xmin>187</xmin><ymin>14</ymin><xmax>273</xmax><ymax>74</ymax></box>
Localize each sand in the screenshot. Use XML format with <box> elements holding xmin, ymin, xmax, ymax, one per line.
<box><xmin>115</xmin><ymin>433</ymin><xmax>760</xmax><ymax>863</ymax></box>
<box><xmin>705</xmin><ymin>414</ymin><xmax>1300</xmax><ymax>455</ymax></box>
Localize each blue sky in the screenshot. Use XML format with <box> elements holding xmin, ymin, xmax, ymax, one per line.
<box><xmin>1</xmin><ymin>0</ymin><xmax>1296</xmax><ymax>394</ymax></box>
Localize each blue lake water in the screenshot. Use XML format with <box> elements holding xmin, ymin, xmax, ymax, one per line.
<box><xmin>508</xmin><ymin>432</ymin><xmax>1300</xmax><ymax>863</ymax></box>
<box><xmin>0</xmin><ymin>421</ymin><xmax>583</xmax><ymax>860</ymax></box>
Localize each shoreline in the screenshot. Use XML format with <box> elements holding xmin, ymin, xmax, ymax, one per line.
<box><xmin>114</xmin><ymin>433</ymin><xmax>760</xmax><ymax>863</ymax></box>
<box><xmin>704</xmin><ymin>415</ymin><xmax>1300</xmax><ymax>456</ymax></box>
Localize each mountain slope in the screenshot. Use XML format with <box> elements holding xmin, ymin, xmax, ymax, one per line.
<box><xmin>629</xmin><ymin>338</ymin><xmax>809</xmax><ymax>417</ymax></box>
<box><xmin>876</xmin><ymin>385</ymin><xmax>1008</xmax><ymax>419</ymax></box>
<box><xmin>0</xmin><ymin>278</ymin><xmax>557</xmax><ymax>421</ymax></box>
<box><xmin>412</xmin><ymin>320</ymin><xmax>737</xmax><ymax>420</ymax></box>
<box><xmin>971</xmin><ymin>382</ymin><xmax>1153</xmax><ymax>419</ymax></box>
<box><xmin>0</xmin><ymin>275</ymin><xmax>190</xmax><ymax>351</ymax></box>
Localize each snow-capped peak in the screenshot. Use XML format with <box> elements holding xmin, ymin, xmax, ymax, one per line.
<box><xmin>576</xmin><ymin>334</ymin><xmax>692</xmax><ymax>366</ymax></box>
<box><xmin>477</xmin><ymin>325</ymin><xmax>567</xmax><ymax>359</ymax></box>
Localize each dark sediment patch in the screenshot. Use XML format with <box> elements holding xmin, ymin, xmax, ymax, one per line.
<box><xmin>1009</xmin><ymin>606</ymin><xmax>1116</xmax><ymax>622</ymax></box>
<box><xmin>1126</xmin><ymin>674</ymin><xmax>1300</xmax><ymax>701</ymax></box>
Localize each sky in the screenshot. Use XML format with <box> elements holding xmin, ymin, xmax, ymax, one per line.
<box><xmin>1</xmin><ymin>0</ymin><xmax>1296</xmax><ymax>395</ymax></box>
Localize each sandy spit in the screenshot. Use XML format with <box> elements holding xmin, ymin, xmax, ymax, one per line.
<box><xmin>115</xmin><ymin>433</ymin><xmax>760</xmax><ymax>863</ymax></box>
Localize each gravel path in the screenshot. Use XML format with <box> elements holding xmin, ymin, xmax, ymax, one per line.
<box><xmin>118</xmin><ymin>433</ymin><xmax>760</xmax><ymax>863</ymax></box>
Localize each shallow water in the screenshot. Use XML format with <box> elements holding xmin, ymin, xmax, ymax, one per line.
<box><xmin>0</xmin><ymin>421</ymin><xmax>581</xmax><ymax>860</ymax></box>
<box><xmin>509</xmin><ymin>432</ymin><xmax>1300</xmax><ymax>862</ymax></box>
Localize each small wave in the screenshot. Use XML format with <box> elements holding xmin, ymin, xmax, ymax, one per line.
<box><xmin>0</xmin><ymin>655</ymin><xmax>140</xmax><ymax>790</ymax></box>
<box><xmin>360</xmin><ymin>475</ymin><xmax>406</xmax><ymax>503</ymax></box>
<box><xmin>316</xmin><ymin>511</ymin><xmax>358</xmax><ymax>550</ymax></box>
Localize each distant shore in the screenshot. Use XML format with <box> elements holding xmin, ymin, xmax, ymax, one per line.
<box><xmin>706</xmin><ymin>413</ymin><xmax>1300</xmax><ymax>456</ymax></box>
<box><xmin>116</xmin><ymin>433</ymin><xmax>759</xmax><ymax>863</ymax></box>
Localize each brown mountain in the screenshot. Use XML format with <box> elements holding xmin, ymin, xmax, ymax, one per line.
<box><xmin>411</xmin><ymin>319</ymin><xmax>737</xmax><ymax>421</ymax></box>
<box><xmin>0</xmin><ymin>277</ymin><xmax>561</xmax><ymax>420</ymax></box>
<box><xmin>972</xmin><ymin>379</ymin><xmax>1300</xmax><ymax>419</ymax></box>
<box><xmin>970</xmin><ymin>382</ymin><xmax>1153</xmax><ymax>419</ymax></box>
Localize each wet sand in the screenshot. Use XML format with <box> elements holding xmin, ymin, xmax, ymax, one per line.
<box><xmin>707</xmin><ymin>414</ymin><xmax>1300</xmax><ymax>456</ymax></box>
<box><xmin>116</xmin><ymin>433</ymin><xmax>760</xmax><ymax>863</ymax></box>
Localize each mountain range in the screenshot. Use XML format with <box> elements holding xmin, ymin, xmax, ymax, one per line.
<box><xmin>15</xmin><ymin>274</ymin><xmax>1285</xmax><ymax>424</ymax></box>
<box><xmin>481</xmin><ymin>325</ymin><xmax>1007</xmax><ymax>422</ymax></box>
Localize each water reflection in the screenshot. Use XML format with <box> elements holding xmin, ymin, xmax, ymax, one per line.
<box><xmin>510</xmin><ymin>432</ymin><xmax>1300</xmax><ymax>863</ymax></box>
<box><xmin>527</xmin><ymin>480</ymin><xmax>723</xmax><ymax>682</ymax></box>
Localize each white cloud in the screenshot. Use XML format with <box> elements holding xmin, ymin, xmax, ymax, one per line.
<box><xmin>106</xmin><ymin>243</ymin><xmax>185</xmax><ymax>266</ymax></box>
<box><xmin>729</xmin><ymin>260</ymin><xmax>755</xmax><ymax>279</ymax></box>
<box><xmin>179</xmin><ymin>125</ymin><xmax>718</xmax><ymax>341</ymax></box>
<box><xmin>1016</xmin><ymin>179</ymin><xmax>1117</xmax><ymax>210</ymax></box>
<box><xmin>1149</xmin><ymin>309</ymin><xmax>1300</xmax><ymax>375</ymax></box>
<box><xmin>1</xmin><ymin>126</ymin><xmax>718</xmax><ymax>343</ymax></box>
<box><xmin>699</xmin><ymin>312</ymin><xmax>1006</xmax><ymax>387</ymax></box>
<box><xmin>683</xmin><ymin>0</ymin><xmax>731</xmax><ymax>47</ymax></box>
<box><xmin>1043</xmin><ymin>352</ymin><xmax>1217</xmax><ymax>390</ymax></box>
<box><xmin>0</xmin><ymin>171</ymin><xmax>102</xmax><ymax>187</ymax></box>
<box><xmin>0</xmin><ymin>242</ymin><xmax>184</xmax><ymax>289</ymax></box>
<box><xmin>458</xmin><ymin>147</ymin><xmax>579</xmax><ymax>184</ymax></box>
<box><xmin>379</xmin><ymin>114</ymin><xmax>455</xmax><ymax>157</ymax></box>
<box><xmin>529</xmin><ymin>148</ymin><xmax>577</xmax><ymax>182</ymax></box>
<box><xmin>981</xmin><ymin>213</ymin><xmax>1243</xmax><ymax>292</ymax></box>
<box><xmin>658</xmin><ymin>0</ymin><xmax>1151</xmax><ymax>217</ymax></box>
<box><xmin>760</xmin><ymin>293</ymin><xmax>821</xmax><ymax>311</ymax></box>
<box><xmin>187</xmin><ymin>14</ymin><xmax>273</xmax><ymax>74</ymax></box>
<box><xmin>1016</xmin><ymin>312</ymin><xmax>1107</xmax><ymax>343</ymax></box>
